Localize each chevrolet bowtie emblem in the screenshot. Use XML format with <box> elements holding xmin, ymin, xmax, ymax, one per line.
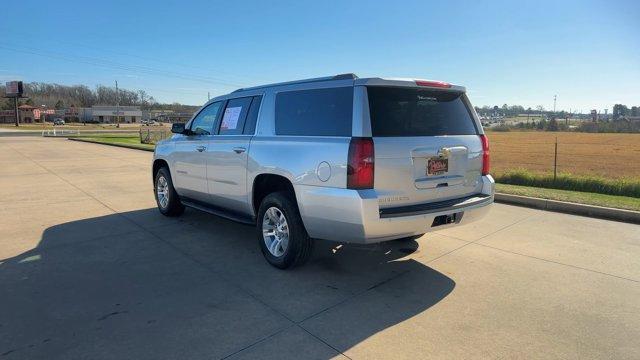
<box><xmin>438</xmin><ymin>148</ymin><xmax>452</xmax><ymax>158</ymax></box>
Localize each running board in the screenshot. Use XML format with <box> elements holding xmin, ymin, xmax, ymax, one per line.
<box><xmin>180</xmin><ymin>199</ymin><xmax>255</xmax><ymax>225</ymax></box>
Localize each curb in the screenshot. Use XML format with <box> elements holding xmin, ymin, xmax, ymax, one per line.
<box><xmin>67</xmin><ymin>137</ymin><xmax>154</xmax><ymax>152</ymax></box>
<box><xmin>495</xmin><ymin>193</ymin><xmax>640</xmax><ymax>224</ymax></box>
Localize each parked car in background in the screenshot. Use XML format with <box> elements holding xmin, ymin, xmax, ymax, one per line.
<box><xmin>53</xmin><ymin>118</ymin><xmax>65</xmax><ymax>126</ymax></box>
<box><xmin>141</xmin><ymin>119</ymin><xmax>160</xmax><ymax>126</ymax></box>
<box><xmin>152</xmin><ymin>74</ymin><xmax>494</xmax><ymax>269</ymax></box>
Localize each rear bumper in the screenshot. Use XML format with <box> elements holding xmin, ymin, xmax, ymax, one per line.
<box><xmin>296</xmin><ymin>175</ymin><xmax>495</xmax><ymax>244</ymax></box>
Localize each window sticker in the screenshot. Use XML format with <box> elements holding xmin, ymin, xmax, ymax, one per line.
<box><xmin>221</xmin><ymin>106</ymin><xmax>242</xmax><ymax>130</ymax></box>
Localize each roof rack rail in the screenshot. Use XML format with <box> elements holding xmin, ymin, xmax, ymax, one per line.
<box><xmin>332</xmin><ymin>73</ymin><xmax>358</xmax><ymax>80</ymax></box>
<box><xmin>232</xmin><ymin>73</ymin><xmax>358</xmax><ymax>93</ymax></box>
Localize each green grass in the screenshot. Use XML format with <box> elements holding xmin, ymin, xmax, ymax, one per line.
<box><xmin>72</xmin><ymin>135</ymin><xmax>155</xmax><ymax>151</ymax></box>
<box><xmin>496</xmin><ymin>184</ymin><xmax>640</xmax><ymax>212</ymax></box>
<box><xmin>495</xmin><ymin>169</ymin><xmax>640</xmax><ymax>198</ymax></box>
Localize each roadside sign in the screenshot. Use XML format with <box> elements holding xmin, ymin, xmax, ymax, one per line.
<box><xmin>5</xmin><ymin>81</ymin><xmax>24</xmax><ymax>98</ymax></box>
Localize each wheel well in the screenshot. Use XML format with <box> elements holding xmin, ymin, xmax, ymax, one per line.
<box><xmin>152</xmin><ymin>159</ymin><xmax>169</xmax><ymax>181</ymax></box>
<box><xmin>252</xmin><ymin>174</ymin><xmax>296</xmax><ymax>215</ymax></box>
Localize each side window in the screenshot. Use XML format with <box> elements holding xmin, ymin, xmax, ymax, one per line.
<box><xmin>218</xmin><ymin>97</ymin><xmax>252</xmax><ymax>135</ymax></box>
<box><xmin>190</xmin><ymin>101</ymin><xmax>222</xmax><ymax>135</ymax></box>
<box><xmin>243</xmin><ymin>95</ymin><xmax>262</xmax><ymax>135</ymax></box>
<box><xmin>275</xmin><ymin>87</ymin><xmax>353</xmax><ymax>136</ymax></box>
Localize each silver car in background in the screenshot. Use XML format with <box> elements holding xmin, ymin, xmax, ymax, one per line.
<box><xmin>153</xmin><ymin>74</ymin><xmax>494</xmax><ymax>268</ymax></box>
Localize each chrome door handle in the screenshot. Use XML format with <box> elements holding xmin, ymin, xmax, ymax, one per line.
<box><xmin>196</xmin><ymin>146</ymin><xmax>206</xmax><ymax>152</ymax></box>
<box><xmin>233</xmin><ymin>147</ymin><xmax>246</xmax><ymax>154</ymax></box>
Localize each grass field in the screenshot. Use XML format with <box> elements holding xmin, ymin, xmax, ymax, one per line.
<box><xmin>72</xmin><ymin>135</ymin><xmax>155</xmax><ymax>151</ymax></box>
<box><xmin>487</xmin><ymin>131</ymin><xmax>640</xmax><ymax>180</ymax></box>
<box><xmin>496</xmin><ymin>184</ymin><xmax>640</xmax><ymax>211</ymax></box>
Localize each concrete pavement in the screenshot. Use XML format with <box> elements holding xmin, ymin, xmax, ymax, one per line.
<box><xmin>1</xmin><ymin>137</ymin><xmax>639</xmax><ymax>359</ymax></box>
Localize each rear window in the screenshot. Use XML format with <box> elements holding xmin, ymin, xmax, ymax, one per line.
<box><xmin>275</xmin><ymin>87</ymin><xmax>353</xmax><ymax>136</ymax></box>
<box><xmin>367</xmin><ymin>87</ymin><xmax>477</xmax><ymax>137</ymax></box>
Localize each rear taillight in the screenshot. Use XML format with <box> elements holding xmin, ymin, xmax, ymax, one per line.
<box><xmin>415</xmin><ymin>80</ymin><xmax>451</xmax><ymax>88</ymax></box>
<box><xmin>347</xmin><ymin>137</ymin><xmax>374</xmax><ymax>189</ymax></box>
<box><xmin>480</xmin><ymin>134</ymin><xmax>490</xmax><ymax>175</ymax></box>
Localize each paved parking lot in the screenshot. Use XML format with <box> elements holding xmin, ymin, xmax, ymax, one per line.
<box><xmin>1</xmin><ymin>136</ymin><xmax>639</xmax><ymax>359</ymax></box>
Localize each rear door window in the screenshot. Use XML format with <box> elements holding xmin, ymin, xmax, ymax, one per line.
<box><xmin>218</xmin><ymin>97</ymin><xmax>252</xmax><ymax>135</ymax></box>
<box><xmin>275</xmin><ymin>87</ymin><xmax>353</xmax><ymax>136</ymax></box>
<box><xmin>367</xmin><ymin>87</ymin><xmax>477</xmax><ymax>137</ymax></box>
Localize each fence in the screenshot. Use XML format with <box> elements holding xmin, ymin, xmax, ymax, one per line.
<box><xmin>42</xmin><ymin>129</ymin><xmax>80</xmax><ymax>136</ymax></box>
<box><xmin>139</xmin><ymin>128</ymin><xmax>171</xmax><ymax>145</ymax></box>
<box><xmin>42</xmin><ymin>129</ymin><xmax>140</xmax><ymax>137</ymax></box>
<box><xmin>489</xmin><ymin>132</ymin><xmax>640</xmax><ymax>180</ymax></box>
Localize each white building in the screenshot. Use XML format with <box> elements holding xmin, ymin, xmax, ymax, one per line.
<box><xmin>91</xmin><ymin>106</ymin><xmax>142</xmax><ymax>123</ymax></box>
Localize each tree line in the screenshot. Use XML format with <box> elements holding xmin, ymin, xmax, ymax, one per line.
<box><xmin>474</xmin><ymin>104</ymin><xmax>548</xmax><ymax>117</ymax></box>
<box><xmin>612</xmin><ymin>104</ymin><xmax>640</xmax><ymax>119</ymax></box>
<box><xmin>0</xmin><ymin>82</ymin><xmax>195</xmax><ymax>111</ymax></box>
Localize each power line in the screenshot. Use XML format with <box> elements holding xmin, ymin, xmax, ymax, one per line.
<box><xmin>0</xmin><ymin>43</ymin><xmax>248</xmax><ymax>88</ymax></box>
<box><xmin>0</xmin><ymin>30</ymin><xmax>272</xmax><ymax>84</ymax></box>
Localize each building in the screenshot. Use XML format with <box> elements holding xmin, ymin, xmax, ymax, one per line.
<box><xmin>91</xmin><ymin>106</ymin><xmax>142</xmax><ymax>123</ymax></box>
<box><xmin>148</xmin><ymin>109</ymin><xmax>195</xmax><ymax>123</ymax></box>
<box><xmin>60</xmin><ymin>106</ymin><xmax>92</xmax><ymax>122</ymax></box>
<box><xmin>161</xmin><ymin>112</ymin><xmax>193</xmax><ymax>123</ymax></box>
<box><xmin>0</xmin><ymin>110</ymin><xmax>15</xmax><ymax>123</ymax></box>
<box><xmin>0</xmin><ymin>105</ymin><xmax>45</xmax><ymax>124</ymax></box>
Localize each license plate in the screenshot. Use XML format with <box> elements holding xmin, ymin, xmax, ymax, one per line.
<box><xmin>427</xmin><ymin>158</ymin><xmax>448</xmax><ymax>175</ymax></box>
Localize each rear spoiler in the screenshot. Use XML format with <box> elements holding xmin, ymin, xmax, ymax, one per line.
<box><xmin>354</xmin><ymin>78</ymin><xmax>466</xmax><ymax>92</ymax></box>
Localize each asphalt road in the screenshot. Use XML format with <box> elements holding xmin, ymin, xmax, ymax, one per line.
<box><xmin>1</xmin><ymin>137</ymin><xmax>638</xmax><ymax>359</ymax></box>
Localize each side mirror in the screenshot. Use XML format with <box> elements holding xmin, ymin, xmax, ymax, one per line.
<box><xmin>171</xmin><ymin>123</ymin><xmax>186</xmax><ymax>134</ymax></box>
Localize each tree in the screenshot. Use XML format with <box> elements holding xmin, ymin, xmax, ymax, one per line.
<box><xmin>612</xmin><ymin>104</ymin><xmax>629</xmax><ymax>120</ymax></box>
<box><xmin>55</xmin><ymin>100</ymin><xmax>64</xmax><ymax>109</ymax></box>
<box><xmin>1</xmin><ymin>98</ymin><xmax>13</xmax><ymax>110</ymax></box>
<box><xmin>537</xmin><ymin>119</ymin><xmax>547</xmax><ymax>130</ymax></box>
<box><xmin>547</xmin><ymin>118</ymin><xmax>559</xmax><ymax>131</ymax></box>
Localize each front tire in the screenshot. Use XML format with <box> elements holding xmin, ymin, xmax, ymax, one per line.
<box><xmin>257</xmin><ymin>192</ymin><xmax>312</xmax><ymax>269</ymax></box>
<box><xmin>154</xmin><ymin>167</ymin><xmax>184</xmax><ymax>217</ymax></box>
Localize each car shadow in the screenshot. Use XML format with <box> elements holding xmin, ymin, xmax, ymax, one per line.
<box><xmin>0</xmin><ymin>207</ymin><xmax>455</xmax><ymax>359</ymax></box>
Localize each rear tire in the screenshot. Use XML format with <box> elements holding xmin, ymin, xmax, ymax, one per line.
<box><xmin>154</xmin><ymin>167</ymin><xmax>184</xmax><ymax>217</ymax></box>
<box><xmin>257</xmin><ymin>192</ymin><xmax>312</xmax><ymax>269</ymax></box>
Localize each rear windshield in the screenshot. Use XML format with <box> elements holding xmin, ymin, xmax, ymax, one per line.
<box><xmin>367</xmin><ymin>87</ymin><xmax>478</xmax><ymax>137</ymax></box>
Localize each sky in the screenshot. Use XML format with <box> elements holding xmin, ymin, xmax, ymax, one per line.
<box><xmin>1</xmin><ymin>0</ymin><xmax>638</xmax><ymax>112</ymax></box>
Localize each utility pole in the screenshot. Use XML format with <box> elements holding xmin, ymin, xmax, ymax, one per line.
<box><xmin>553</xmin><ymin>95</ymin><xmax>557</xmax><ymax>115</ymax></box>
<box><xmin>553</xmin><ymin>137</ymin><xmax>558</xmax><ymax>182</ymax></box>
<box><xmin>115</xmin><ymin>80</ymin><xmax>120</xmax><ymax>128</ymax></box>
<box><xmin>42</xmin><ymin>104</ymin><xmax>46</xmax><ymax>130</ymax></box>
<box><xmin>14</xmin><ymin>97</ymin><xmax>19</xmax><ymax>127</ymax></box>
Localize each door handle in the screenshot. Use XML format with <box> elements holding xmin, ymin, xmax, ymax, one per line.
<box><xmin>196</xmin><ymin>146</ymin><xmax>206</xmax><ymax>152</ymax></box>
<box><xmin>233</xmin><ymin>147</ymin><xmax>246</xmax><ymax>154</ymax></box>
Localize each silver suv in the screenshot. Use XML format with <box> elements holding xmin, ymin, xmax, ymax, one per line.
<box><xmin>153</xmin><ymin>74</ymin><xmax>494</xmax><ymax>268</ymax></box>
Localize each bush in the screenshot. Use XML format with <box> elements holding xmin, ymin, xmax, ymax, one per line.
<box><xmin>491</xmin><ymin>124</ymin><xmax>511</xmax><ymax>132</ymax></box>
<box><xmin>577</xmin><ymin>120</ymin><xmax>640</xmax><ymax>133</ymax></box>
<box><xmin>494</xmin><ymin>169</ymin><xmax>640</xmax><ymax>198</ymax></box>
